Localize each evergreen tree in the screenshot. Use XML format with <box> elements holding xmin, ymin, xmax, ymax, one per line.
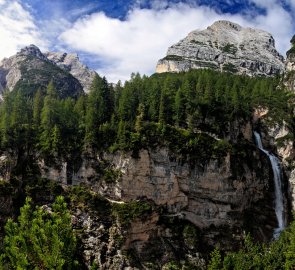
<box><xmin>33</xmin><ymin>88</ymin><xmax>43</xmax><ymax>127</ymax></box>
<box><xmin>0</xmin><ymin>196</ymin><xmax>78</xmax><ymax>269</ymax></box>
<box><xmin>85</xmin><ymin>75</ymin><xmax>112</xmax><ymax>147</ymax></box>
<box><xmin>0</xmin><ymin>91</ymin><xmax>13</xmax><ymax>147</ymax></box>
<box><xmin>40</xmin><ymin>82</ymin><xmax>59</xmax><ymax>154</ymax></box>
<box><xmin>135</xmin><ymin>103</ymin><xmax>145</xmax><ymax>134</ymax></box>
<box><xmin>51</xmin><ymin>125</ymin><xmax>62</xmax><ymax>156</ymax></box>
<box><xmin>208</xmin><ymin>248</ymin><xmax>222</xmax><ymax>270</ymax></box>
<box><xmin>174</xmin><ymin>87</ymin><xmax>186</xmax><ymax>127</ymax></box>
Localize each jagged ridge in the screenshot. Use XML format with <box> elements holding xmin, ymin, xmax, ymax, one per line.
<box><xmin>0</xmin><ymin>45</ymin><xmax>97</xmax><ymax>97</ymax></box>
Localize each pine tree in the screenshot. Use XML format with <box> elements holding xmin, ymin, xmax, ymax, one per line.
<box><xmin>1</xmin><ymin>196</ymin><xmax>78</xmax><ymax>269</ymax></box>
<box><xmin>208</xmin><ymin>248</ymin><xmax>222</xmax><ymax>270</ymax></box>
<box><xmin>40</xmin><ymin>82</ymin><xmax>59</xmax><ymax>153</ymax></box>
<box><xmin>174</xmin><ymin>88</ymin><xmax>186</xmax><ymax>127</ymax></box>
<box><xmin>0</xmin><ymin>91</ymin><xmax>13</xmax><ymax>147</ymax></box>
<box><xmin>33</xmin><ymin>88</ymin><xmax>43</xmax><ymax>127</ymax></box>
<box><xmin>135</xmin><ymin>103</ymin><xmax>145</xmax><ymax>134</ymax></box>
<box><xmin>51</xmin><ymin>125</ymin><xmax>62</xmax><ymax>156</ymax></box>
<box><xmin>84</xmin><ymin>75</ymin><xmax>112</xmax><ymax>147</ymax></box>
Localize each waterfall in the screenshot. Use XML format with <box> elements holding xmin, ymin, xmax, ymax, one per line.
<box><xmin>254</xmin><ymin>131</ymin><xmax>285</xmax><ymax>239</ymax></box>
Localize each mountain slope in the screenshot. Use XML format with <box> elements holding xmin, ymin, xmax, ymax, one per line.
<box><xmin>45</xmin><ymin>51</ymin><xmax>97</xmax><ymax>93</ymax></box>
<box><xmin>156</xmin><ymin>20</ymin><xmax>284</xmax><ymax>76</ymax></box>
<box><xmin>0</xmin><ymin>45</ymin><xmax>97</xmax><ymax>98</ymax></box>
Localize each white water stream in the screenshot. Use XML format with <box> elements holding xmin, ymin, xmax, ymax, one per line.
<box><xmin>254</xmin><ymin>131</ymin><xmax>285</xmax><ymax>239</ymax></box>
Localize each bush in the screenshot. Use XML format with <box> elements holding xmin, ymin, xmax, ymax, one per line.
<box><xmin>0</xmin><ymin>196</ymin><xmax>80</xmax><ymax>269</ymax></box>
<box><xmin>112</xmin><ymin>200</ymin><xmax>153</xmax><ymax>225</ymax></box>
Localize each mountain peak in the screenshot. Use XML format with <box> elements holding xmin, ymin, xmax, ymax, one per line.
<box><xmin>17</xmin><ymin>44</ymin><xmax>47</xmax><ymax>61</ymax></box>
<box><xmin>209</xmin><ymin>20</ymin><xmax>242</xmax><ymax>31</ymax></box>
<box><xmin>0</xmin><ymin>45</ymin><xmax>97</xmax><ymax>95</ymax></box>
<box><xmin>156</xmin><ymin>20</ymin><xmax>284</xmax><ymax>76</ymax></box>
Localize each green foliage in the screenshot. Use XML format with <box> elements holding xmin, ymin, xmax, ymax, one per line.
<box><xmin>0</xmin><ymin>196</ymin><xmax>79</xmax><ymax>269</ymax></box>
<box><xmin>223</xmin><ymin>63</ymin><xmax>238</xmax><ymax>73</ymax></box>
<box><xmin>0</xmin><ymin>69</ymin><xmax>292</xmax><ymax>169</ymax></box>
<box><xmin>208</xmin><ymin>248</ymin><xmax>222</xmax><ymax>270</ymax></box>
<box><xmin>163</xmin><ymin>261</ymin><xmax>181</xmax><ymax>270</ymax></box>
<box><xmin>221</xmin><ymin>44</ymin><xmax>238</xmax><ymax>54</ymax></box>
<box><xmin>112</xmin><ymin>200</ymin><xmax>153</xmax><ymax>225</ymax></box>
<box><xmin>102</xmin><ymin>168</ymin><xmax>122</xmax><ymax>183</ymax></box>
<box><xmin>207</xmin><ymin>219</ymin><xmax>295</xmax><ymax>270</ymax></box>
<box><xmin>183</xmin><ymin>224</ymin><xmax>199</xmax><ymax>248</ymax></box>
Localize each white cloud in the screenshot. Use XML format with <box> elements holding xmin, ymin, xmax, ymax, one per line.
<box><xmin>0</xmin><ymin>0</ymin><xmax>291</xmax><ymax>83</ymax></box>
<box><xmin>251</xmin><ymin>1</ymin><xmax>293</xmax><ymax>53</ymax></box>
<box><xmin>0</xmin><ymin>0</ymin><xmax>46</xmax><ymax>60</ymax></box>
<box><xmin>59</xmin><ymin>5</ymin><xmax>232</xmax><ymax>82</ymax></box>
<box><xmin>60</xmin><ymin>2</ymin><xmax>294</xmax><ymax>82</ymax></box>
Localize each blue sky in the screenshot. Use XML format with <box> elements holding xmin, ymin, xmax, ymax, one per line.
<box><xmin>0</xmin><ymin>0</ymin><xmax>294</xmax><ymax>82</ymax></box>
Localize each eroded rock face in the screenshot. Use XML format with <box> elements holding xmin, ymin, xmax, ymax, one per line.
<box><xmin>45</xmin><ymin>52</ymin><xmax>97</xmax><ymax>93</ymax></box>
<box><xmin>103</xmin><ymin>147</ymin><xmax>274</xmax><ymax>236</ymax></box>
<box><xmin>156</xmin><ymin>20</ymin><xmax>284</xmax><ymax>76</ymax></box>
<box><xmin>35</xmin><ymin>137</ymin><xmax>277</xmax><ymax>246</ymax></box>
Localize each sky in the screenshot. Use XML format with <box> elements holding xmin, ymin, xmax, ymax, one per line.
<box><xmin>0</xmin><ymin>0</ymin><xmax>295</xmax><ymax>82</ymax></box>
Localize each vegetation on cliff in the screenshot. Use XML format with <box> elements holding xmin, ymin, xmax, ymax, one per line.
<box><xmin>0</xmin><ymin>68</ymin><xmax>294</xmax><ymax>269</ymax></box>
<box><xmin>0</xmin><ymin>196</ymin><xmax>79</xmax><ymax>269</ymax></box>
<box><xmin>0</xmin><ymin>69</ymin><xmax>291</xmax><ymax>161</ymax></box>
<box><xmin>208</xmin><ymin>218</ymin><xmax>295</xmax><ymax>270</ymax></box>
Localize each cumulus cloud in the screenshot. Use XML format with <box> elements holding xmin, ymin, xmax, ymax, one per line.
<box><xmin>0</xmin><ymin>0</ymin><xmax>293</xmax><ymax>83</ymax></box>
<box><xmin>60</xmin><ymin>1</ymin><xmax>294</xmax><ymax>82</ymax></box>
<box><xmin>0</xmin><ymin>0</ymin><xmax>46</xmax><ymax>60</ymax></box>
<box><xmin>251</xmin><ymin>0</ymin><xmax>293</xmax><ymax>53</ymax></box>
<box><xmin>60</xmin><ymin>5</ymin><xmax>236</xmax><ymax>82</ymax></box>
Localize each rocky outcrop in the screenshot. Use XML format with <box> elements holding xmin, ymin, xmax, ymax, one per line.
<box><xmin>0</xmin><ymin>45</ymin><xmax>96</xmax><ymax>97</ymax></box>
<box><xmin>285</xmin><ymin>35</ymin><xmax>295</xmax><ymax>92</ymax></box>
<box><xmin>156</xmin><ymin>20</ymin><xmax>284</xmax><ymax>76</ymax></box>
<box><xmin>45</xmin><ymin>52</ymin><xmax>97</xmax><ymax>93</ymax></box>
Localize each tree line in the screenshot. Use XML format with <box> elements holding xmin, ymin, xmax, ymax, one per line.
<box><xmin>0</xmin><ymin>69</ymin><xmax>290</xmax><ymax>160</ymax></box>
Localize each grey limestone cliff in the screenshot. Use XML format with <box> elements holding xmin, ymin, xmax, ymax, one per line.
<box><xmin>156</xmin><ymin>20</ymin><xmax>285</xmax><ymax>76</ymax></box>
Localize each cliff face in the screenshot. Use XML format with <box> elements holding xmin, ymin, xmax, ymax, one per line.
<box><xmin>0</xmin><ymin>118</ymin><xmax>284</xmax><ymax>268</ymax></box>
<box><xmin>156</xmin><ymin>20</ymin><xmax>284</xmax><ymax>76</ymax></box>
<box><xmin>1</xmin><ymin>121</ymin><xmax>278</xmax><ymax>264</ymax></box>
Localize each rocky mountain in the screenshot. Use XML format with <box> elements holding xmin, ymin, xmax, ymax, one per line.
<box><xmin>45</xmin><ymin>51</ymin><xmax>97</xmax><ymax>93</ymax></box>
<box><xmin>156</xmin><ymin>20</ymin><xmax>285</xmax><ymax>76</ymax></box>
<box><xmin>0</xmin><ymin>45</ymin><xmax>97</xmax><ymax>98</ymax></box>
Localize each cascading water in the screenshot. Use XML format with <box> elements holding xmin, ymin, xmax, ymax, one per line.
<box><xmin>254</xmin><ymin>131</ymin><xmax>285</xmax><ymax>239</ymax></box>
